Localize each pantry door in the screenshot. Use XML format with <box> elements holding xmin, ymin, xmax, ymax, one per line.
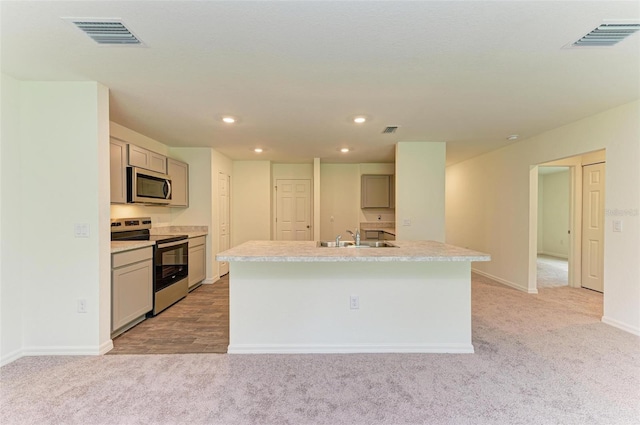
<box><xmin>276</xmin><ymin>179</ymin><xmax>311</xmax><ymax>241</ymax></box>
<box><xmin>581</xmin><ymin>163</ymin><xmax>605</xmax><ymax>292</ymax></box>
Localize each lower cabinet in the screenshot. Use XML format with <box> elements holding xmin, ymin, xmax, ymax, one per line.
<box><xmin>188</xmin><ymin>236</ymin><xmax>206</xmax><ymax>290</ymax></box>
<box><xmin>111</xmin><ymin>247</ymin><xmax>153</xmax><ymax>337</ymax></box>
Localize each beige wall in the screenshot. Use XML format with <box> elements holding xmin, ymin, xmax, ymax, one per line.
<box><xmin>396</xmin><ymin>142</ymin><xmax>446</xmax><ymax>242</ymax></box>
<box><xmin>320</xmin><ymin>164</ymin><xmax>360</xmax><ymax>241</ymax></box>
<box><xmin>539</xmin><ymin>170</ymin><xmax>570</xmax><ymax>258</ymax></box>
<box><xmin>232</xmin><ymin>161</ymin><xmax>272</xmax><ymax>245</ymax></box>
<box><xmin>446</xmin><ymin>100</ymin><xmax>640</xmax><ymax>335</ymax></box>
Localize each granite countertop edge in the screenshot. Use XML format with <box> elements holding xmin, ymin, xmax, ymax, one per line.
<box><xmin>216</xmin><ymin>240</ymin><xmax>490</xmax><ymax>263</ymax></box>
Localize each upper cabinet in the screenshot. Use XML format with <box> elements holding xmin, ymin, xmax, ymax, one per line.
<box><xmin>128</xmin><ymin>144</ymin><xmax>167</xmax><ymax>174</ymax></box>
<box><xmin>168</xmin><ymin>158</ymin><xmax>189</xmax><ymax>207</ymax></box>
<box><xmin>110</xmin><ymin>138</ymin><xmax>127</xmax><ymax>204</ymax></box>
<box><xmin>361</xmin><ymin>174</ymin><xmax>394</xmax><ymax>209</ymax></box>
<box><xmin>109</xmin><ymin>139</ymin><xmax>189</xmax><ymax>206</ymax></box>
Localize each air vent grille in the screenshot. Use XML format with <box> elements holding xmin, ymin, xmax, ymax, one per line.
<box><xmin>382</xmin><ymin>126</ymin><xmax>398</xmax><ymax>134</ymax></box>
<box><xmin>572</xmin><ymin>23</ymin><xmax>640</xmax><ymax>47</ymax></box>
<box><xmin>68</xmin><ymin>19</ymin><xmax>143</xmax><ymax>45</ymax></box>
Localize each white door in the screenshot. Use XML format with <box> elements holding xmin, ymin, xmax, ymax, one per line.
<box><xmin>276</xmin><ymin>179</ymin><xmax>311</xmax><ymax>241</ymax></box>
<box><xmin>219</xmin><ymin>173</ymin><xmax>230</xmax><ymax>276</ymax></box>
<box><xmin>581</xmin><ymin>163</ymin><xmax>605</xmax><ymax>292</ymax></box>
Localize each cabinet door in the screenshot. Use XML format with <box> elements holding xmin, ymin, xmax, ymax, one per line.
<box><xmin>111</xmin><ymin>259</ymin><xmax>153</xmax><ymax>331</ymax></box>
<box><xmin>149</xmin><ymin>151</ymin><xmax>167</xmax><ymax>174</ymax></box>
<box><xmin>188</xmin><ymin>245</ymin><xmax>206</xmax><ymax>288</ymax></box>
<box><xmin>168</xmin><ymin>158</ymin><xmax>189</xmax><ymax>207</ymax></box>
<box><xmin>110</xmin><ymin>138</ymin><xmax>127</xmax><ymax>204</ymax></box>
<box><xmin>361</xmin><ymin>175</ymin><xmax>391</xmax><ymax>208</ymax></box>
<box><xmin>128</xmin><ymin>144</ymin><xmax>167</xmax><ymax>173</ymax></box>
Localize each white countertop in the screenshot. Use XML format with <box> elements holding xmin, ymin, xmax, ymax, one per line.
<box><xmin>111</xmin><ymin>226</ymin><xmax>208</xmax><ymax>253</ymax></box>
<box><xmin>111</xmin><ymin>240</ymin><xmax>155</xmax><ymax>254</ymax></box>
<box><xmin>216</xmin><ymin>240</ymin><xmax>490</xmax><ymax>262</ymax></box>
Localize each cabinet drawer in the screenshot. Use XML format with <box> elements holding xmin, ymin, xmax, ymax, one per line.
<box><xmin>112</xmin><ymin>246</ymin><xmax>153</xmax><ymax>268</ymax></box>
<box><xmin>189</xmin><ymin>236</ymin><xmax>206</xmax><ymax>248</ymax></box>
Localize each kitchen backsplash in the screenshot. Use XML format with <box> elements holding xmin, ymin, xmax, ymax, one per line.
<box><xmin>150</xmin><ymin>225</ymin><xmax>208</xmax><ymax>234</ymax></box>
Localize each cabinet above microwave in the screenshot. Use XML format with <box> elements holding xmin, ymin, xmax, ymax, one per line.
<box><xmin>128</xmin><ymin>144</ymin><xmax>167</xmax><ymax>174</ymax></box>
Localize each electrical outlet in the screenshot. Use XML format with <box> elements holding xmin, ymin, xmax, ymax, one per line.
<box><xmin>350</xmin><ymin>295</ymin><xmax>359</xmax><ymax>310</ymax></box>
<box><xmin>77</xmin><ymin>299</ymin><xmax>87</xmax><ymax>313</ymax></box>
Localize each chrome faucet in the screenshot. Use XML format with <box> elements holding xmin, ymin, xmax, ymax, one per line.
<box><xmin>347</xmin><ymin>229</ymin><xmax>361</xmax><ymax>246</ymax></box>
<box><xmin>335</xmin><ymin>234</ymin><xmax>342</xmax><ymax>246</ymax></box>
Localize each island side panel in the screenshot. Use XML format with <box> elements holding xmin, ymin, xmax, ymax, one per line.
<box><xmin>228</xmin><ymin>261</ymin><xmax>473</xmax><ymax>353</ymax></box>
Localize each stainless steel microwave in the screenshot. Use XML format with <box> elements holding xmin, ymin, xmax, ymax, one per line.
<box><xmin>127</xmin><ymin>167</ymin><xmax>172</xmax><ymax>205</ymax></box>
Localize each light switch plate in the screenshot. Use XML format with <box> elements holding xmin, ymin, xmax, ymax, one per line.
<box><xmin>403</xmin><ymin>218</ymin><xmax>411</xmax><ymax>226</ymax></box>
<box><xmin>613</xmin><ymin>220</ymin><xmax>622</xmax><ymax>232</ymax></box>
<box><xmin>74</xmin><ymin>223</ymin><xmax>90</xmax><ymax>238</ymax></box>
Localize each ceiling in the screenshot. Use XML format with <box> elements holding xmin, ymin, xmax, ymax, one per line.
<box><xmin>2</xmin><ymin>1</ymin><xmax>639</xmax><ymax>165</ymax></box>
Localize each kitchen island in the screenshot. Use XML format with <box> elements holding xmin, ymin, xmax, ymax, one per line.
<box><xmin>216</xmin><ymin>240</ymin><xmax>490</xmax><ymax>354</ymax></box>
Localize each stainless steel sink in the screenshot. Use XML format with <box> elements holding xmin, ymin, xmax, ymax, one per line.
<box><xmin>317</xmin><ymin>241</ymin><xmax>354</xmax><ymax>247</ymax></box>
<box><xmin>316</xmin><ymin>240</ymin><xmax>396</xmax><ymax>248</ymax></box>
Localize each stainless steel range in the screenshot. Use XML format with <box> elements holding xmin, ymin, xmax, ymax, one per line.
<box><xmin>111</xmin><ymin>217</ymin><xmax>189</xmax><ymax>315</ymax></box>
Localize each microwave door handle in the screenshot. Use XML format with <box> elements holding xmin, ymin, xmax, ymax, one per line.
<box><xmin>165</xmin><ymin>180</ymin><xmax>172</xmax><ymax>200</ymax></box>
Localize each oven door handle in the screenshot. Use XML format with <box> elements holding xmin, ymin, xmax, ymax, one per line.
<box><xmin>156</xmin><ymin>240</ymin><xmax>188</xmax><ymax>249</ymax></box>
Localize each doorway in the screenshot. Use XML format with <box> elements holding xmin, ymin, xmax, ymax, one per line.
<box><xmin>537</xmin><ymin>166</ymin><xmax>570</xmax><ymax>288</ymax></box>
<box><xmin>529</xmin><ymin>150</ymin><xmax>606</xmax><ymax>293</ymax></box>
<box><xmin>275</xmin><ymin>179</ymin><xmax>312</xmax><ymax>240</ymax></box>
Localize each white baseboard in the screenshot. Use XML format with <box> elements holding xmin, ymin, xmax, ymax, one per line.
<box><xmin>202</xmin><ymin>276</ymin><xmax>218</xmax><ymax>284</ymax></box>
<box><xmin>99</xmin><ymin>339</ymin><xmax>114</xmax><ymax>355</ymax></box>
<box><xmin>21</xmin><ymin>345</ymin><xmax>108</xmax><ymax>356</ymax></box>
<box><xmin>538</xmin><ymin>251</ymin><xmax>569</xmax><ymax>259</ymax></box>
<box><xmin>1</xmin><ymin>340</ymin><xmax>115</xmax><ymax>366</ymax></box>
<box><xmin>228</xmin><ymin>343</ymin><xmax>474</xmax><ymax>354</ymax></box>
<box><xmin>0</xmin><ymin>348</ymin><xmax>24</xmax><ymax>367</ymax></box>
<box><xmin>602</xmin><ymin>316</ymin><xmax>640</xmax><ymax>336</ymax></box>
<box><xmin>472</xmin><ymin>268</ymin><xmax>537</xmax><ymax>294</ymax></box>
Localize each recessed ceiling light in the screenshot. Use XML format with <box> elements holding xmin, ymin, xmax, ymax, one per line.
<box><xmin>507</xmin><ymin>134</ymin><xmax>519</xmax><ymax>141</ymax></box>
<box><xmin>222</xmin><ymin>117</ymin><xmax>236</xmax><ymax>124</ymax></box>
<box><xmin>254</xmin><ymin>148</ymin><xmax>263</xmax><ymax>153</ymax></box>
<box><xmin>340</xmin><ymin>148</ymin><xmax>350</xmax><ymax>153</ymax></box>
<box><xmin>354</xmin><ymin>117</ymin><xmax>366</xmax><ymax>124</ymax></box>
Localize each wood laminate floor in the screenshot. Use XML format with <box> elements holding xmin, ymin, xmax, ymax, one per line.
<box><xmin>109</xmin><ymin>274</ymin><xmax>229</xmax><ymax>354</ymax></box>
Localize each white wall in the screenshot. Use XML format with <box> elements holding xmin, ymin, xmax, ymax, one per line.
<box><xmin>396</xmin><ymin>142</ymin><xmax>446</xmax><ymax>241</ymax></box>
<box><xmin>232</xmin><ymin>161</ymin><xmax>271</xmax><ymax>245</ymax></box>
<box><xmin>539</xmin><ymin>170</ymin><xmax>570</xmax><ymax>258</ymax></box>
<box><xmin>0</xmin><ymin>79</ymin><xmax>111</xmax><ymax>365</ymax></box>
<box><xmin>1</xmin><ymin>73</ymin><xmax>24</xmax><ymax>364</ymax></box>
<box><xmin>446</xmin><ymin>101</ymin><xmax>640</xmax><ymax>335</ymax></box>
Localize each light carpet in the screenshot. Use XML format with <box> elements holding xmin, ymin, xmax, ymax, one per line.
<box><xmin>537</xmin><ymin>255</ymin><xmax>569</xmax><ymax>288</ymax></box>
<box><xmin>1</xmin><ymin>274</ymin><xmax>638</xmax><ymax>425</ymax></box>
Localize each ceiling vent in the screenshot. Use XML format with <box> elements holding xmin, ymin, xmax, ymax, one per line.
<box><xmin>382</xmin><ymin>126</ymin><xmax>398</xmax><ymax>134</ymax></box>
<box><xmin>571</xmin><ymin>23</ymin><xmax>640</xmax><ymax>47</ymax></box>
<box><xmin>66</xmin><ymin>18</ymin><xmax>144</xmax><ymax>46</ymax></box>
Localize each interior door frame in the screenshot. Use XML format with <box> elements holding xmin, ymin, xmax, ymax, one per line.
<box><xmin>528</xmin><ymin>150</ymin><xmax>606</xmax><ymax>292</ymax></box>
